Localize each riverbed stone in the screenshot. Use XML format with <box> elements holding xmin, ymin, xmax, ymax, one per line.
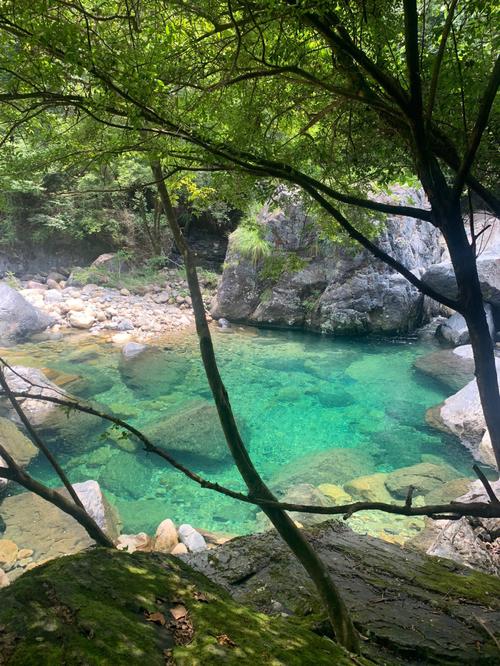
<box><xmin>271</xmin><ymin>447</ymin><xmax>376</xmax><ymax>490</ymax></box>
<box><xmin>384</xmin><ymin>462</ymin><xmax>460</xmax><ymax>498</ymax></box>
<box><xmin>0</xmin><ymin>283</ymin><xmax>51</xmax><ymax>343</ymax></box>
<box><xmin>116</xmin><ymin>532</ymin><xmax>153</xmax><ymax>553</ymax></box>
<box><xmin>0</xmin><ymin>417</ymin><xmax>38</xmax><ymax>467</ymax></box>
<box><xmin>69</xmin><ymin>310</ymin><xmax>95</xmax><ymax>329</ymax></box>
<box><xmin>99</xmin><ymin>450</ymin><xmax>154</xmax><ymax>500</ymax></box>
<box><xmin>344</xmin><ymin>473</ymin><xmax>393</xmax><ymax>503</ymax></box>
<box><xmin>413</xmin><ymin>346</ymin><xmax>475</xmax><ymax>392</ymax></box>
<box><xmin>0</xmin><ymin>539</ymin><xmax>18</xmax><ymax>568</ymax></box>
<box><xmin>423</xmin><ymin>477</ymin><xmax>471</xmax><ymax>505</ymax></box>
<box><xmin>154</xmin><ymin>518</ymin><xmax>178</xmax><ymax>553</ymax></box>
<box><xmin>317</xmin><ymin>483</ymin><xmax>352</xmax><ymax>504</ymax></box>
<box><xmin>256</xmin><ymin>483</ymin><xmax>333</xmax><ymax>531</ymax></box>
<box><xmin>0</xmin><ymin>480</ymin><xmax>120</xmax><ymax>562</ymax></box>
<box><xmin>438</xmin><ymin>312</ymin><xmax>470</xmax><ymax>346</ymax></box>
<box><xmin>143</xmin><ymin>400</ymin><xmax>233</xmax><ymax>466</ymax></box>
<box><xmin>119</xmin><ymin>346</ymin><xmax>185</xmax><ymax>397</ymax></box>
<box><xmin>178</xmin><ymin>523</ymin><xmax>207</xmax><ymax>552</ymax></box>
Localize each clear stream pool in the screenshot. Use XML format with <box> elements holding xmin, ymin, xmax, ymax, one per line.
<box><xmin>1</xmin><ymin>327</ymin><xmax>478</xmax><ymax>541</ymax></box>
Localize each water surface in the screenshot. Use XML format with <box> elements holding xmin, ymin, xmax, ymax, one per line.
<box><xmin>3</xmin><ymin>327</ymin><xmax>475</xmax><ymax>540</ymax></box>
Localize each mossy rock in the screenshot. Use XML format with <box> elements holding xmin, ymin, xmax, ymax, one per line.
<box><xmin>0</xmin><ymin>548</ymin><xmax>360</xmax><ymax>665</ymax></box>
<box><xmin>98</xmin><ymin>450</ymin><xmax>155</xmax><ymax>500</ymax></box>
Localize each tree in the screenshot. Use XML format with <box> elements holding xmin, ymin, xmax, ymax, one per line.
<box><xmin>0</xmin><ymin>0</ymin><xmax>499</xmax><ymax>654</ymax></box>
<box><xmin>0</xmin><ymin>0</ymin><xmax>497</xmax><ymax>462</ymax></box>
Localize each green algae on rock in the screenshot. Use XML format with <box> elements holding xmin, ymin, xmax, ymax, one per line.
<box><xmin>0</xmin><ymin>548</ymin><xmax>361</xmax><ymax>666</ymax></box>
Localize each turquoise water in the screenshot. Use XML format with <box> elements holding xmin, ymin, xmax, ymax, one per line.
<box><xmin>6</xmin><ymin>328</ymin><xmax>476</xmax><ymax>538</ymax></box>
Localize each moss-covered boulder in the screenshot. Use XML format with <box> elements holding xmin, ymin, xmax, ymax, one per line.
<box><xmin>185</xmin><ymin>520</ymin><xmax>500</xmax><ymax>664</ymax></box>
<box><xmin>0</xmin><ymin>548</ymin><xmax>360</xmax><ymax>665</ymax></box>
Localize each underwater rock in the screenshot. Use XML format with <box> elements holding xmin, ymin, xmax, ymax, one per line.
<box><xmin>0</xmin><ymin>480</ymin><xmax>120</xmax><ymax>565</ymax></box>
<box><xmin>317</xmin><ymin>483</ymin><xmax>352</xmax><ymax>505</ymax></box>
<box><xmin>256</xmin><ymin>483</ymin><xmax>332</xmax><ymax>531</ymax></box>
<box><xmin>0</xmin><ymin>417</ymin><xmax>38</xmax><ymax>492</ymax></box>
<box><xmin>413</xmin><ymin>345</ymin><xmax>475</xmax><ymax>392</ymax></box>
<box><xmin>344</xmin><ymin>473</ymin><xmax>393</xmax><ymax>503</ymax></box>
<box><xmin>423</xmin><ymin>477</ymin><xmax>471</xmax><ymax>505</ymax></box>
<box><xmin>121</xmin><ymin>341</ymin><xmax>148</xmax><ymax>358</ymax></box>
<box><xmin>384</xmin><ymin>462</ymin><xmax>460</xmax><ymax>498</ymax></box>
<box><xmin>143</xmin><ymin>400</ymin><xmax>234</xmax><ymax>466</ymax></box>
<box><xmin>118</xmin><ymin>347</ymin><xmax>186</xmax><ymax>398</ymax></box>
<box><xmin>0</xmin><ymin>365</ymin><xmax>102</xmax><ymax>450</ymax></box>
<box><xmin>99</xmin><ymin>450</ymin><xmax>155</xmax><ymax>500</ymax></box>
<box><xmin>271</xmin><ymin>447</ymin><xmax>376</xmax><ymax>490</ymax></box>
<box><xmin>0</xmin><ymin>283</ymin><xmax>51</xmax><ymax>343</ymax></box>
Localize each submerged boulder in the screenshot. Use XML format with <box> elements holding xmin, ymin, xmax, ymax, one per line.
<box><xmin>384</xmin><ymin>462</ymin><xmax>460</xmax><ymax>498</ymax></box>
<box><xmin>213</xmin><ymin>186</ymin><xmax>442</xmax><ymax>335</ymax></box>
<box><xmin>271</xmin><ymin>447</ymin><xmax>376</xmax><ymax>490</ymax></box>
<box><xmin>0</xmin><ymin>480</ymin><xmax>120</xmax><ymax>569</ymax></box>
<box><xmin>0</xmin><ymin>283</ymin><xmax>51</xmax><ymax>343</ymax></box>
<box><xmin>119</xmin><ymin>347</ymin><xmax>186</xmax><ymax>398</ymax></box>
<box><xmin>0</xmin><ymin>417</ymin><xmax>39</xmax><ymax>493</ymax></box>
<box><xmin>413</xmin><ymin>345</ymin><xmax>475</xmax><ymax>392</ymax></box>
<box><xmin>0</xmin><ymin>365</ymin><xmax>102</xmax><ymax>450</ymax></box>
<box><xmin>143</xmin><ymin>400</ymin><xmax>234</xmax><ymax>466</ymax></box>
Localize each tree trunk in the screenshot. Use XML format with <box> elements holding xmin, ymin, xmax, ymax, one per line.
<box><xmin>151</xmin><ymin>160</ymin><xmax>360</xmax><ymax>654</ymax></box>
<box><xmin>440</xmin><ymin>205</ymin><xmax>500</xmax><ymax>469</ymax></box>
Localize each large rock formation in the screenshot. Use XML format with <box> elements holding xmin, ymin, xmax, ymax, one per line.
<box><xmin>185</xmin><ymin>519</ymin><xmax>500</xmax><ymax>664</ymax></box>
<box><xmin>212</xmin><ymin>186</ymin><xmax>442</xmax><ymax>334</ymax></box>
<box><xmin>415</xmin><ymin>480</ymin><xmax>500</xmax><ymax>576</ymax></box>
<box><xmin>422</xmin><ymin>213</ymin><xmax>500</xmax><ymax>309</ymax></box>
<box><xmin>426</xmin><ymin>348</ymin><xmax>500</xmax><ymax>467</ymax></box>
<box><xmin>0</xmin><ymin>548</ymin><xmax>355</xmax><ymax>666</ymax></box>
<box><xmin>0</xmin><ymin>283</ymin><xmax>51</xmax><ymax>343</ymax></box>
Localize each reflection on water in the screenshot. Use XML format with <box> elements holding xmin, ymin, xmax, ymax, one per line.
<box><xmin>2</xmin><ymin>327</ymin><xmax>476</xmax><ymax>541</ymax></box>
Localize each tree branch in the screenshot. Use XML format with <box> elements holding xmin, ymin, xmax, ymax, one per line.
<box><xmin>452</xmin><ymin>55</ymin><xmax>500</xmax><ymax>198</ymax></box>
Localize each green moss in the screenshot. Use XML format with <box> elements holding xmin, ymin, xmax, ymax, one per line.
<box><xmin>415</xmin><ymin>557</ymin><xmax>500</xmax><ymax>605</ymax></box>
<box><xmin>0</xmin><ymin>549</ymin><xmax>364</xmax><ymax>665</ymax></box>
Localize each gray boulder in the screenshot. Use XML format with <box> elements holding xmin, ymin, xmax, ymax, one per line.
<box><xmin>438</xmin><ymin>311</ymin><xmax>470</xmax><ymax>345</ymax></box>
<box><xmin>0</xmin><ymin>283</ymin><xmax>51</xmax><ymax>343</ymax></box>
<box><xmin>423</xmin><ymin>480</ymin><xmax>500</xmax><ymax>575</ymax></box>
<box><xmin>213</xmin><ymin>186</ymin><xmax>442</xmax><ymax>335</ymax></box>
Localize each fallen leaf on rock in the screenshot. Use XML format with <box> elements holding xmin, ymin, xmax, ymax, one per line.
<box><xmin>145</xmin><ymin>610</ymin><xmax>166</xmax><ymax>626</ymax></box>
<box><xmin>216</xmin><ymin>633</ymin><xmax>237</xmax><ymax>648</ymax></box>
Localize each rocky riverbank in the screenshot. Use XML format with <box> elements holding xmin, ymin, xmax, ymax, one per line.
<box><xmin>17</xmin><ymin>274</ymin><xmax>213</xmax><ymax>342</ymax></box>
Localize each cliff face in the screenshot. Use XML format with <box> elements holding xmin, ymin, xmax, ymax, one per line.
<box><xmin>212</xmin><ymin>186</ymin><xmax>443</xmax><ymax>335</ymax></box>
